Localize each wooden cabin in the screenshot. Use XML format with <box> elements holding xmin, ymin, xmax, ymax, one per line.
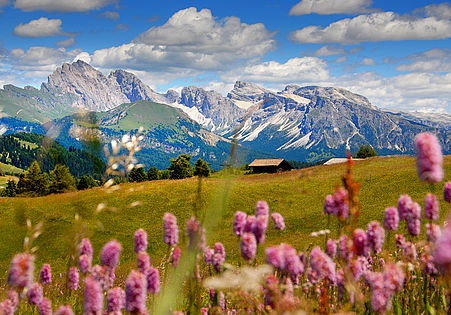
<box><xmin>249</xmin><ymin>159</ymin><xmax>294</xmax><ymax>173</ymax></box>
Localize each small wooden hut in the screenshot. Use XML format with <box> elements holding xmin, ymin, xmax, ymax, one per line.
<box><xmin>249</xmin><ymin>159</ymin><xmax>294</xmax><ymax>173</ymax></box>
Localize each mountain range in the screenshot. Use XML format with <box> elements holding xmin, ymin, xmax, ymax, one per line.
<box><xmin>0</xmin><ymin>60</ymin><xmax>449</xmax><ymax>169</ymax></box>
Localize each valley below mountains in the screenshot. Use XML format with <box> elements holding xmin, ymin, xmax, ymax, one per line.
<box><xmin>0</xmin><ymin>60</ymin><xmax>449</xmax><ymax>169</ymax></box>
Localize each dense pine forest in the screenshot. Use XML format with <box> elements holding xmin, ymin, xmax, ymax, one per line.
<box><xmin>0</xmin><ymin>133</ymin><xmax>105</xmax><ymax>178</ymax></box>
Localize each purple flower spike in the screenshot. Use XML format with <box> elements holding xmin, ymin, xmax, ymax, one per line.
<box><xmin>367</xmin><ymin>221</ymin><xmax>385</xmax><ymax>254</ymax></box>
<box><xmin>8</xmin><ymin>253</ymin><xmax>34</xmax><ymax>289</ymax></box>
<box><xmin>215</xmin><ymin>243</ymin><xmax>225</xmax><ymax>258</ymax></box>
<box><xmin>403</xmin><ymin>242</ymin><xmax>417</xmax><ymax>262</ymax></box>
<box><xmin>80</xmin><ymin>238</ymin><xmax>93</xmax><ymax>258</ymax></box>
<box><xmin>256</xmin><ymin>200</ymin><xmax>269</xmax><ymax>216</ymax></box>
<box><xmin>415</xmin><ymin>132</ymin><xmax>444</xmax><ymax>183</ymax></box>
<box><xmin>271</xmin><ymin>213</ymin><xmax>286</xmax><ymax>230</ymax></box>
<box><xmin>79</xmin><ymin>254</ymin><xmax>92</xmax><ymax>274</ymax></box>
<box><xmin>137</xmin><ymin>251</ymin><xmax>151</xmax><ymax>274</ymax></box>
<box><xmin>100</xmin><ymin>240</ymin><xmax>122</xmax><ymax>269</ymax></box>
<box><xmin>54</xmin><ymin>305</ymin><xmax>74</xmax><ymax>315</ymax></box>
<box><xmin>233</xmin><ymin>211</ymin><xmax>247</xmax><ymax>236</ymax></box>
<box><xmin>125</xmin><ymin>270</ymin><xmax>147</xmax><ymax>314</ymax></box>
<box><xmin>163</xmin><ymin>213</ymin><xmax>179</xmax><ymax>246</ymax></box>
<box><xmin>253</xmin><ymin>215</ymin><xmax>268</xmax><ymax>244</ymax></box>
<box><xmin>326</xmin><ymin>239</ymin><xmax>337</xmax><ymax>258</ymax></box>
<box><xmin>203</xmin><ymin>247</ymin><xmax>214</xmax><ymax>265</ymax></box>
<box><xmin>0</xmin><ymin>299</ymin><xmax>14</xmax><ymax>315</ymax></box>
<box><xmin>334</xmin><ymin>188</ymin><xmax>349</xmax><ymax>219</ymax></box>
<box><xmin>213</xmin><ymin>253</ymin><xmax>225</xmax><ymax>273</ymax></box>
<box><xmin>408</xmin><ymin>219</ymin><xmax>421</xmax><ymax>237</ymax></box>
<box><xmin>445</xmin><ymin>182</ymin><xmax>451</xmax><ymax>203</ymax></box>
<box><xmin>395</xmin><ymin>234</ymin><xmax>406</xmax><ymax>249</ymax></box>
<box><xmin>310</xmin><ymin>246</ymin><xmax>336</xmax><ymax>283</ymax></box>
<box><xmin>398</xmin><ymin>194</ymin><xmax>412</xmax><ymax>220</ymax></box>
<box><xmin>240</xmin><ymin>232</ymin><xmax>257</xmax><ymax>262</ymax></box>
<box><xmin>384</xmin><ymin>207</ymin><xmax>399</xmax><ymax>231</ymax></box>
<box><xmin>40</xmin><ymin>264</ymin><xmax>51</xmax><ymax>285</ymax></box>
<box><xmin>426</xmin><ymin>223</ymin><xmax>441</xmax><ymax>243</ymax></box>
<box><xmin>265</xmin><ymin>246</ymin><xmax>285</xmax><ymax>270</ymax></box>
<box><xmin>243</xmin><ymin>215</ymin><xmax>256</xmax><ymax>233</ymax></box>
<box><xmin>134</xmin><ymin>229</ymin><xmax>148</xmax><ymax>253</ymax></box>
<box><xmin>338</xmin><ymin>234</ymin><xmax>353</xmax><ymax>261</ymax></box>
<box><xmin>434</xmin><ymin>219</ymin><xmax>451</xmax><ymax>275</ymax></box>
<box><xmin>353</xmin><ymin>229</ymin><xmax>368</xmax><ymax>257</ymax></box>
<box><xmin>84</xmin><ymin>276</ymin><xmax>104</xmax><ymax>315</ymax></box>
<box><xmin>39</xmin><ymin>298</ymin><xmax>52</xmax><ymax>315</ymax></box>
<box><xmin>324</xmin><ymin>194</ymin><xmax>335</xmax><ymax>215</ymax></box>
<box><xmin>68</xmin><ymin>267</ymin><xmax>79</xmax><ymax>290</ymax></box>
<box><xmin>146</xmin><ymin>267</ymin><xmax>160</xmax><ymax>294</ymax></box>
<box><xmin>425</xmin><ymin>193</ymin><xmax>439</xmax><ymax>221</ymax></box>
<box><xmin>108</xmin><ymin>287</ymin><xmax>125</xmax><ymax>313</ymax></box>
<box><xmin>27</xmin><ymin>283</ymin><xmax>43</xmax><ymax>305</ymax></box>
<box><xmin>172</xmin><ymin>247</ymin><xmax>181</xmax><ymax>267</ymax></box>
<box><xmin>7</xmin><ymin>290</ymin><xmax>18</xmax><ymax>312</ymax></box>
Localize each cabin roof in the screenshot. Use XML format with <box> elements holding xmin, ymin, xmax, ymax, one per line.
<box><xmin>249</xmin><ymin>159</ymin><xmax>287</xmax><ymax>167</ymax></box>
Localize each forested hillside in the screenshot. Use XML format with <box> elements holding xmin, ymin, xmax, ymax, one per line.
<box><xmin>0</xmin><ymin>133</ymin><xmax>105</xmax><ymax>178</ymax></box>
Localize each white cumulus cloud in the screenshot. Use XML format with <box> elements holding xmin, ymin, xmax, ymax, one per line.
<box><xmin>395</xmin><ymin>49</ymin><xmax>451</xmax><ymax>73</ymax></box>
<box><xmin>14</xmin><ymin>17</ymin><xmax>65</xmax><ymax>38</ymax></box>
<box><xmin>313</xmin><ymin>45</ymin><xmax>346</xmax><ymax>56</ymax></box>
<box><xmin>290</xmin><ymin>11</ymin><xmax>451</xmax><ymax>44</ymax></box>
<box><xmin>90</xmin><ymin>7</ymin><xmax>276</xmax><ymax>72</ymax></box>
<box><xmin>290</xmin><ymin>0</ymin><xmax>373</xmax><ymax>15</ymax></box>
<box><xmin>360</xmin><ymin>57</ymin><xmax>376</xmax><ymax>65</ymax></box>
<box><xmin>221</xmin><ymin>57</ymin><xmax>329</xmax><ymax>84</ymax></box>
<box><xmin>56</xmin><ymin>37</ymin><xmax>76</xmax><ymax>48</ymax></box>
<box><xmin>14</xmin><ymin>0</ymin><xmax>117</xmax><ymax>12</ymax></box>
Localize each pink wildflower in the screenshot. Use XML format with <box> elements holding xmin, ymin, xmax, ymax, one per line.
<box><xmin>310</xmin><ymin>246</ymin><xmax>336</xmax><ymax>283</ymax></box>
<box><xmin>0</xmin><ymin>299</ymin><xmax>14</xmax><ymax>315</ymax></box>
<box><xmin>353</xmin><ymin>229</ymin><xmax>368</xmax><ymax>257</ymax></box>
<box><xmin>7</xmin><ymin>290</ymin><xmax>18</xmax><ymax>312</ymax></box>
<box><xmin>40</xmin><ymin>264</ymin><xmax>52</xmax><ymax>285</ymax></box>
<box><xmin>84</xmin><ymin>276</ymin><xmax>103</xmax><ymax>315</ymax></box>
<box><xmin>271</xmin><ymin>213</ymin><xmax>286</xmax><ymax>230</ymax></box>
<box><xmin>369</xmin><ymin>272</ymin><xmax>391</xmax><ymax>313</ymax></box>
<box><xmin>79</xmin><ymin>254</ymin><xmax>92</xmax><ymax>274</ymax></box>
<box><xmin>39</xmin><ymin>298</ymin><xmax>52</xmax><ymax>315</ymax></box>
<box><xmin>68</xmin><ymin>267</ymin><xmax>79</xmax><ymax>290</ymax></box>
<box><xmin>407</xmin><ymin>218</ymin><xmax>421</xmax><ymax>237</ymax></box>
<box><xmin>240</xmin><ymin>232</ymin><xmax>257</xmax><ymax>262</ymax></box>
<box><xmin>80</xmin><ymin>238</ymin><xmax>93</xmax><ymax>257</ymax></box>
<box><xmin>425</xmin><ymin>193</ymin><xmax>439</xmax><ymax>221</ymax></box>
<box><xmin>125</xmin><ymin>270</ymin><xmax>147</xmax><ymax>314</ymax></box>
<box><xmin>8</xmin><ymin>252</ymin><xmax>34</xmax><ymax>289</ymax></box>
<box><xmin>426</xmin><ymin>223</ymin><xmax>442</xmax><ymax>243</ymax></box>
<box><xmin>326</xmin><ymin>239</ymin><xmax>337</xmax><ymax>258</ymax></box>
<box><xmin>445</xmin><ymin>182</ymin><xmax>451</xmax><ymax>203</ymax></box>
<box><xmin>27</xmin><ymin>282</ymin><xmax>43</xmax><ymax>305</ymax></box>
<box><xmin>338</xmin><ymin>234</ymin><xmax>353</xmax><ymax>261</ymax></box>
<box><xmin>172</xmin><ymin>247</ymin><xmax>181</xmax><ymax>267</ymax></box>
<box><xmin>415</xmin><ymin>132</ymin><xmax>444</xmax><ymax>183</ymax></box>
<box><xmin>107</xmin><ymin>287</ymin><xmax>125</xmax><ymax>313</ymax></box>
<box><xmin>265</xmin><ymin>245</ymin><xmax>285</xmax><ymax>270</ymax></box>
<box><xmin>137</xmin><ymin>251</ymin><xmax>151</xmax><ymax>274</ymax></box>
<box><xmin>233</xmin><ymin>211</ymin><xmax>247</xmax><ymax>236</ymax></box>
<box><xmin>253</xmin><ymin>215</ymin><xmax>268</xmax><ymax>244</ymax></box>
<box><xmin>324</xmin><ymin>194</ymin><xmax>335</xmax><ymax>215</ymax></box>
<box><xmin>395</xmin><ymin>234</ymin><xmax>406</xmax><ymax>249</ymax></box>
<box><xmin>384</xmin><ymin>207</ymin><xmax>399</xmax><ymax>231</ymax></box>
<box><xmin>163</xmin><ymin>213</ymin><xmax>179</xmax><ymax>246</ymax></box>
<box><xmin>146</xmin><ymin>267</ymin><xmax>160</xmax><ymax>294</ymax></box>
<box><xmin>134</xmin><ymin>229</ymin><xmax>147</xmax><ymax>253</ymax></box>
<box><xmin>367</xmin><ymin>221</ymin><xmax>385</xmax><ymax>254</ymax></box>
<box><xmin>421</xmin><ymin>253</ymin><xmax>438</xmax><ymax>275</ymax></box>
<box><xmin>100</xmin><ymin>240</ymin><xmax>122</xmax><ymax>269</ymax></box>
<box><xmin>403</xmin><ymin>242</ymin><xmax>417</xmax><ymax>262</ymax></box>
<box><xmin>256</xmin><ymin>200</ymin><xmax>269</xmax><ymax>216</ymax></box>
<box><xmin>54</xmin><ymin>305</ymin><xmax>74</xmax><ymax>315</ymax></box>
<box><xmin>398</xmin><ymin>194</ymin><xmax>412</xmax><ymax>220</ymax></box>
<box><xmin>203</xmin><ymin>247</ymin><xmax>214</xmax><ymax>265</ymax></box>
<box><xmin>383</xmin><ymin>263</ymin><xmax>405</xmax><ymax>293</ymax></box>
<box><xmin>243</xmin><ymin>215</ymin><xmax>256</xmax><ymax>233</ymax></box>
<box><xmin>334</xmin><ymin>188</ymin><xmax>349</xmax><ymax>219</ymax></box>
<box><xmin>215</xmin><ymin>242</ymin><xmax>225</xmax><ymax>257</ymax></box>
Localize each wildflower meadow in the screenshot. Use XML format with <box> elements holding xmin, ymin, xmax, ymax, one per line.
<box><xmin>0</xmin><ymin>131</ymin><xmax>450</xmax><ymax>314</ymax></box>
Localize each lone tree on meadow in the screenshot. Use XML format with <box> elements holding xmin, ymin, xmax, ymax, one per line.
<box><xmin>128</xmin><ymin>167</ymin><xmax>147</xmax><ymax>182</ymax></box>
<box><xmin>169</xmin><ymin>154</ymin><xmax>193</xmax><ymax>179</ymax></box>
<box><xmin>17</xmin><ymin>161</ymin><xmax>49</xmax><ymax>195</ymax></box>
<box><xmin>49</xmin><ymin>164</ymin><xmax>76</xmax><ymax>194</ymax></box>
<box><xmin>354</xmin><ymin>144</ymin><xmax>378</xmax><ymax>159</ymax></box>
<box><xmin>194</xmin><ymin>158</ymin><xmax>210</xmax><ymax>178</ymax></box>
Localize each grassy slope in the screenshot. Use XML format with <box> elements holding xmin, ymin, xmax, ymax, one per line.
<box><xmin>0</xmin><ymin>156</ymin><xmax>450</xmax><ymax>282</ymax></box>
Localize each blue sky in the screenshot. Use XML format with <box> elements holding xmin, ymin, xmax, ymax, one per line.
<box><xmin>0</xmin><ymin>0</ymin><xmax>450</xmax><ymax>113</ymax></box>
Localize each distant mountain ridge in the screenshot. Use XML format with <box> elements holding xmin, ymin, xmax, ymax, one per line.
<box><xmin>0</xmin><ymin>60</ymin><xmax>449</xmax><ymax>165</ymax></box>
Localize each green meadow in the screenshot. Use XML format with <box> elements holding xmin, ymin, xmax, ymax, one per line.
<box><xmin>0</xmin><ymin>155</ymin><xmax>449</xmax><ymax>284</ymax></box>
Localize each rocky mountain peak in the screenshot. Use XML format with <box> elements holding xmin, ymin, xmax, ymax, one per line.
<box><xmin>227</xmin><ymin>81</ymin><xmax>271</xmax><ymax>102</ymax></box>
